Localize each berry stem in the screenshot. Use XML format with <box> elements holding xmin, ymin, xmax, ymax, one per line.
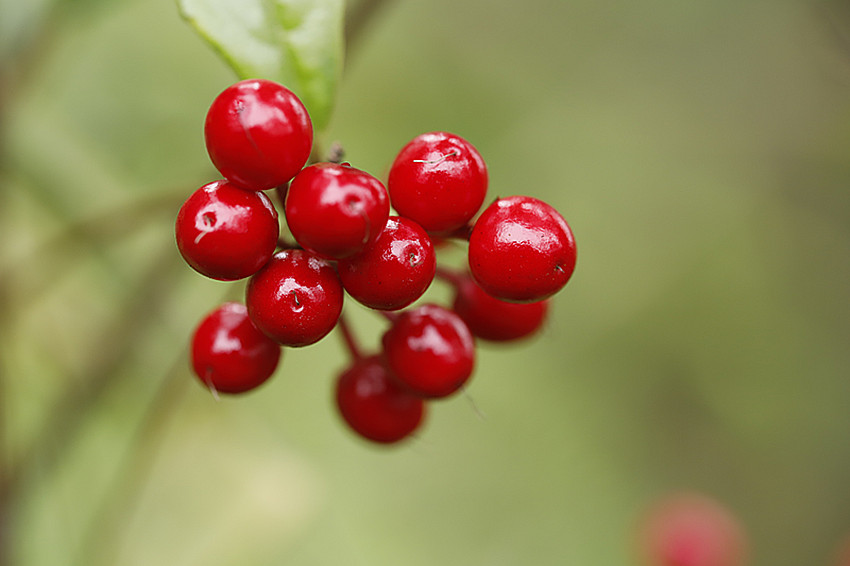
<box><xmin>73</xmin><ymin>347</ymin><xmax>192</xmax><ymax>566</ymax></box>
<box><xmin>344</xmin><ymin>0</ymin><xmax>394</xmax><ymax>54</ymax></box>
<box><xmin>434</xmin><ymin>265</ymin><xmax>465</xmax><ymax>288</ymax></box>
<box><xmin>444</xmin><ymin>223</ymin><xmax>473</xmax><ymax>241</ymax></box>
<box><xmin>4</xmin><ymin>244</ymin><xmax>183</xmax><ymax>505</ymax></box>
<box><xmin>276</xmin><ymin>236</ymin><xmax>300</xmax><ymax>250</ymax></box>
<box><xmin>327</xmin><ymin>141</ymin><xmax>345</xmax><ymax>164</ymax></box>
<box><xmin>336</xmin><ymin>312</ymin><xmax>364</xmax><ymax>361</ymax></box>
<box><xmin>377</xmin><ymin>310</ymin><xmax>401</xmax><ymax>324</ymax></box>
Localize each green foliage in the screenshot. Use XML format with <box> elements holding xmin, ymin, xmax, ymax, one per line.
<box><xmin>176</xmin><ymin>0</ymin><xmax>344</xmax><ymax>131</ymax></box>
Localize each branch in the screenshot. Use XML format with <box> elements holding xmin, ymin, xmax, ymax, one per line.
<box><xmin>345</xmin><ymin>0</ymin><xmax>396</xmax><ymax>54</ymax></box>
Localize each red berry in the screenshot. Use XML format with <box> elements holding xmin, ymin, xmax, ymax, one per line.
<box><xmin>335</xmin><ymin>355</ymin><xmax>426</xmax><ymax>444</ymax></box>
<box><xmin>387</xmin><ymin>131</ymin><xmax>488</xmax><ymax>234</ymax></box>
<box><xmin>175</xmin><ymin>180</ymin><xmax>279</xmax><ymax>281</ymax></box>
<box><xmin>338</xmin><ymin>216</ymin><xmax>436</xmax><ymax>311</ymax></box>
<box><xmin>285</xmin><ymin>162</ymin><xmax>390</xmax><ymax>259</ymax></box>
<box><xmin>638</xmin><ymin>492</ymin><xmax>748</xmax><ymax>566</ymax></box>
<box><xmin>452</xmin><ymin>273</ymin><xmax>549</xmax><ymax>342</ymax></box>
<box><xmin>204</xmin><ymin>79</ymin><xmax>313</xmax><ymax>191</ymax></box>
<box><xmin>245</xmin><ymin>249</ymin><xmax>344</xmax><ymax>347</ymax></box>
<box><xmin>191</xmin><ymin>302</ymin><xmax>281</xmax><ymax>394</ymax></box>
<box><xmin>468</xmin><ymin>195</ymin><xmax>576</xmax><ymax>303</ymax></box>
<box><xmin>833</xmin><ymin>534</ymin><xmax>850</xmax><ymax>566</ymax></box>
<box><xmin>382</xmin><ymin>304</ymin><xmax>475</xmax><ymax>398</ymax></box>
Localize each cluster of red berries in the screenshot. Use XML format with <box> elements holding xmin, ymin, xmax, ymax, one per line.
<box><xmin>175</xmin><ymin>78</ymin><xmax>577</xmax><ymax>444</ymax></box>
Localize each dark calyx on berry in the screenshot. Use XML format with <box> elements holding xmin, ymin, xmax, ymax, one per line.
<box><xmin>285</xmin><ymin>162</ymin><xmax>390</xmax><ymax>259</ymax></box>
<box><xmin>245</xmin><ymin>249</ymin><xmax>344</xmax><ymax>347</ymax></box>
<box><xmin>338</xmin><ymin>216</ymin><xmax>436</xmax><ymax>311</ymax></box>
<box><xmin>175</xmin><ymin>180</ymin><xmax>279</xmax><ymax>281</ymax></box>
<box><xmin>468</xmin><ymin>195</ymin><xmax>576</xmax><ymax>303</ymax></box>
<box><xmin>388</xmin><ymin>131</ymin><xmax>488</xmax><ymax>234</ymax></box>
<box><xmin>204</xmin><ymin>79</ymin><xmax>313</xmax><ymax>191</ymax></box>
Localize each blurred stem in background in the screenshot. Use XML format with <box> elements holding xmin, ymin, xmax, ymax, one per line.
<box><xmin>0</xmin><ymin>1</ymin><xmax>393</xmax><ymax>564</ymax></box>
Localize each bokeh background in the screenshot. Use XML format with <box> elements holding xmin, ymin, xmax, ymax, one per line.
<box><xmin>2</xmin><ymin>0</ymin><xmax>850</xmax><ymax>564</ymax></box>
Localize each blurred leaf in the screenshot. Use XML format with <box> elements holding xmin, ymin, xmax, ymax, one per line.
<box><xmin>0</xmin><ymin>0</ymin><xmax>52</xmax><ymax>65</ymax></box>
<box><xmin>176</xmin><ymin>0</ymin><xmax>344</xmax><ymax>131</ymax></box>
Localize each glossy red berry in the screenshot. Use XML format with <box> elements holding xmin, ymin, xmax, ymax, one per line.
<box><xmin>204</xmin><ymin>79</ymin><xmax>313</xmax><ymax>191</ymax></box>
<box><xmin>382</xmin><ymin>304</ymin><xmax>475</xmax><ymax>398</ymax></box>
<box><xmin>335</xmin><ymin>355</ymin><xmax>426</xmax><ymax>444</ymax></box>
<box><xmin>638</xmin><ymin>492</ymin><xmax>748</xmax><ymax>566</ymax></box>
<box><xmin>468</xmin><ymin>195</ymin><xmax>576</xmax><ymax>303</ymax></box>
<box><xmin>285</xmin><ymin>162</ymin><xmax>390</xmax><ymax>259</ymax></box>
<box><xmin>452</xmin><ymin>273</ymin><xmax>549</xmax><ymax>342</ymax></box>
<box><xmin>191</xmin><ymin>302</ymin><xmax>281</xmax><ymax>394</ymax></box>
<box><xmin>387</xmin><ymin>131</ymin><xmax>488</xmax><ymax>234</ymax></box>
<box><xmin>338</xmin><ymin>216</ymin><xmax>436</xmax><ymax>311</ymax></box>
<box><xmin>245</xmin><ymin>249</ymin><xmax>344</xmax><ymax>347</ymax></box>
<box><xmin>175</xmin><ymin>180</ymin><xmax>279</xmax><ymax>281</ymax></box>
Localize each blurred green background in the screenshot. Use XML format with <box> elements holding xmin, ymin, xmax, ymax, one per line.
<box><xmin>2</xmin><ymin>0</ymin><xmax>850</xmax><ymax>564</ymax></box>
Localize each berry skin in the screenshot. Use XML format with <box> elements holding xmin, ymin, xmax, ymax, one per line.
<box><xmin>335</xmin><ymin>355</ymin><xmax>426</xmax><ymax>444</ymax></box>
<box><xmin>387</xmin><ymin>131</ymin><xmax>488</xmax><ymax>234</ymax></box>
<box><xmin>338</xmin><ymin>216</ymin><xmax>436</xmax><ymax>311</ymax></box>
<box><xmin>468</xmin><ymin>195</ymin><xmax>576</xmax><ymax>303</ymax></box>
<box><xmin>204</xmin><ymin>79</ymin><xmax>313</xmax><ymax>191</ymax></box>
<box><xmin>245</xmin><ymin>249</ymin><xmax>344</xmax><ymax>347</ymax></box>
<box><xmin>452</xmin><ymin>273</ymin><xmax>549</xmax><ymax>342</ymax></box>
<box><xmin>638</xmin><ymin>492</ymin><xmax>748</xmax><ymax>566</ymax></box>
<box><xmin>285</xmin><ymin>162</ymin><xmax>390</xmax><ymax>259</ymax></box>
<box><xmin>191</xmin><ymin>302</ymin><xmax>281</xmax><ymax>394</ymax></box>
<box><xmin>382</xmin><ymin>304</ymin><xmax>475</xmax><ymax>399</ymax></box>
<box><xmin>175</xmin><ymin>180</ymin><xmax>279</xmax><ymax>281</ymax></box>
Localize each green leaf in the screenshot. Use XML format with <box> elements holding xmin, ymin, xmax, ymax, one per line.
<box><xmin>176</xmin><ymin>0</ymin><xmax>344</xmax><ymax>131</ymax></box>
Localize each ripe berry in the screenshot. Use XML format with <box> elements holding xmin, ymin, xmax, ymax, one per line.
<box><xmin>191</xmin><ymin>302</ymin><xmax>281</xmax><ymax>394</ymax></box>
<box><xmin>245</xmin><ymin>249</ymin><xmax>344</xmax><ymax>347</ymax></box>
<box><xmin>285</xmin><ymin>162</ymin><xmax>390</xmax><ymax>259</ymax></box>
<box><xmin>204</xmin><ymin>79</ymin><xmax>313</xmax><ymax>191</ymax></box>
<box><xmin>451</xmin><ymin>273</ymin><xmax>549</xmax><ymax>342</ymax></box>
<box><xmin>335</xmin><ymin>355</ymin><xmax>426</xmax><ymax>444</ymax></box>
<box><xmin>468</xmin><ymin>195</ymin><xmax>576</xmax><ymax>303</ymax></box>
<box><xmin>638</xmin><ymin>492</ymin><xmax>748</xmax><ymax>566</ymax></box>
<box><xmin>387</xmin><ymin>131</ymin><xmax>488</xmax><ymax>234</ymax></box>
<box><xmin>175</xmin><ymin>180</ymin><xmax>279</xmax><ymax>281</ymax></box>
<box><xmin>382</xmin><ymin>304</ymin><xmax>475</xmax><ymax>398</ymax></box>
<box><xmin>338</xmin><ymin>216</ymin><xmax>436</xmax><ymax>311</ymax></box>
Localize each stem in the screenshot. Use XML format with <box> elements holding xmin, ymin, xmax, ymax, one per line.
<box><xmin>276</xmin><ymin>236</ymin><xmax>300</xmax><ymax>250</ymax></box>
<box><xmin>443</xmin><ymin>223</ymin><xmax>473</xmax><ymax>241</ymax></box>
<box><xmin>73</xmin><ymin>347</ymin><xmax>192</xmax><ymax>566</ymax></box>
<box><xmin>377</xmin><ymin>309</ymin><xmax>400</xmax><ymax>324</ymax></box>
<box><xmin>345</xmin><ymin>0</ymin><xmax>396</xmax><ymax>54</ymax></box>
<box><xmin>434</xmin><ymin>265</ymin><xmax>466</xmax><ymax>288</ymax></box>
<box><xmin>1</xmin><ymin>190</ymin><xmax>182</xmax><ymax>276</ymax></box>
<box><xmin>5</xmin><ymin>243</ymin><xmax>184</xmax><ymax>494</ymax></box>
<box><xmin>0</xmin><ymin>267</ymin><xmax>9</xmax><ymax>566</ymax></box>
<box><xmin>336</xmin><ymin>313</ymin><xmax>363</xmax><ymax>361</ymax></box>
<box><xmin>327</xmin><ymin>141</ymin><xmax>345</xmax><ymax>164</ymax></box>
